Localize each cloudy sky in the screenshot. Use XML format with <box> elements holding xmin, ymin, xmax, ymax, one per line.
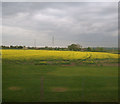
<box><xmin>2</xmin><ymin>2</ymin><xmax>118</xmax><ymax>47</ymax></box>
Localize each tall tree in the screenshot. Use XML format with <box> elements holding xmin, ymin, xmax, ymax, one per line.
<box><xmin>68</xmin><ymin>44</ymin><xmax>82</xmax><ymax>51</ymax></box>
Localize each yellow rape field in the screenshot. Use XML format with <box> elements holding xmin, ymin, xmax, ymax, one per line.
<box><xmin>1</xmin><ymin>49</ymin><xmax>118</xmax><ymax>61</ymax></box>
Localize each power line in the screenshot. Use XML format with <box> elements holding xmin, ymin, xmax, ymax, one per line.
<box><xmin>34</xmin><ymin>39</ymin><xmax>36</xmax><ymax>48</ymax></box>
<box><xmin>52</xmin><ymin>36</ymin><xmax>54</xmax><ymax>47</ymax></box>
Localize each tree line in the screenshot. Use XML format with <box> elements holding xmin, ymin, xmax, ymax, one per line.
<box><xmin>0</xmin><ymin>44</ymin><xmax>118</xmax><ymax>53</ymax></box>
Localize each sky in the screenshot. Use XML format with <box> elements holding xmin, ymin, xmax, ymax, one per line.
<box><xmin>2</xmin><ymin>2</ymin><xmax>118</xmax><ymax>47</ymax></box>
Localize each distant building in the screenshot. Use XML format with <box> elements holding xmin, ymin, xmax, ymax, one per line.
<box><xmin>23</xmin><ymin>46</ymin><xmax>28</xmax><ymax>50</ymax></box>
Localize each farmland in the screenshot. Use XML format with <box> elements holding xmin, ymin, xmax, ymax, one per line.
<box><xmin>2</xmin><ymin>49</ymin><xmax>119</xmax><ymax>102</ymax></box>
<box><xmin>2</xmin><ymin>49</ymin><xmax>118</xmax><ymax>64</ymax></box>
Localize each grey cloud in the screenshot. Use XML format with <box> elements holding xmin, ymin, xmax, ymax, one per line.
<box><xmin>2</xmin><ymin>2</ymin><xmax>118</xmax><ymax>47</ymax></box>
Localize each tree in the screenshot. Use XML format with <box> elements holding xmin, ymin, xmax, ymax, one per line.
<box><xmin>87</xmin><ymin>47</ymin><xmax>92</xmax><ymax>51</ymax></box>
<box><xmin>68</xmin><ymin>44</ymin><xmax>82</xmax><ymax>51</ymax></box>
<box><xmin>10</xmin><ymin>45</ymin><xmax>14</xmax><ymax>49</ymax></box>
<box><xmin>18</xmin><ymin>46</ymin><xmax>23</xmax><ymax>49</ymax></box>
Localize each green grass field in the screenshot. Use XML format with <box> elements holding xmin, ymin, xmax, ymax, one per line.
<box><xmin>3</xmin><ymin>62</ymin><xmax>118</xmax><ymax>102</ymax></box>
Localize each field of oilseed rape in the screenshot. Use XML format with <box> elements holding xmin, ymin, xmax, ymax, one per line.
<box><xmin>2</xmin><ymin>49</ymin><xmax>118</xmax><ymax>65</ymax></box>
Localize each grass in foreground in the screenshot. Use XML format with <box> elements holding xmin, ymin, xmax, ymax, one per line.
<box><xmin>3</xmin><ymin>63</ymin><xmax>118</xmax><ymax>102</ymax></box>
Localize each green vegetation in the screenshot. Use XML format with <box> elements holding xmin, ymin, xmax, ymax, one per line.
<box><xmin>1</xmin><ymin>44</ymin><xmax>118</xmax><ymax>54</ymax></box>
<box><xmin>3</xmin><ymin>62</ymin><xmax>118</xmax><ymax>102</ymax></box>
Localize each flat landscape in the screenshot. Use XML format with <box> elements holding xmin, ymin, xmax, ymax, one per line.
<box><xmin>2</xmin><ymin>2</ymin><xmax>119</xmax><ymax>103</ymax></box>
<box><xmin>2</xmin><ymin>49</ymin><xmax>118</xmax><ymax>102</ymax></box>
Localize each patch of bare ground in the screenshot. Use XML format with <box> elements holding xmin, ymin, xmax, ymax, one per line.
<box><xmin>93</xmin><ymin>60</ymin><xmax>118</xmax><ymax>66</ymax></box>
<box><xmin>51</xmin><ymin>87</ymin><xmax>68</xmax><ymax>92</ymax></box>
<box><xmin>95</xmin><ymin>59</ymin><xmax>118</xmax><ymax>63</ymax></box>
<box><xmin>62</xmin><ymin>62</ymin><xmax>75</xmax><ymax>66</ymax></box>
<box><xmin>95</xmin><ymin>63</ymin><xmax>118</xmax><ymax>66</ymax></box>
<box><xmin>8</xmin><ymin>86</ymin><xmax>22</xmax><ymax>91</ymax></box>
<box><xmin>47</xmin><ymin>61</ymin><xmax>53</xmax><ymax>64</ymax></box>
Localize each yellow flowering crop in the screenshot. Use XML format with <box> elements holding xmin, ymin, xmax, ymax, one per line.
<box><xmin>2</xmin><ymin>49</ymin><xmax>118</xmax><ymax>61</ymax></box>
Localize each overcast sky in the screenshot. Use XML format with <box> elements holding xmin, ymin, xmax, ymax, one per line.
<box><xmin>2</xmin><ymin>2</ymin><xmax>118</xmax><ymax>47</ymax></box>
